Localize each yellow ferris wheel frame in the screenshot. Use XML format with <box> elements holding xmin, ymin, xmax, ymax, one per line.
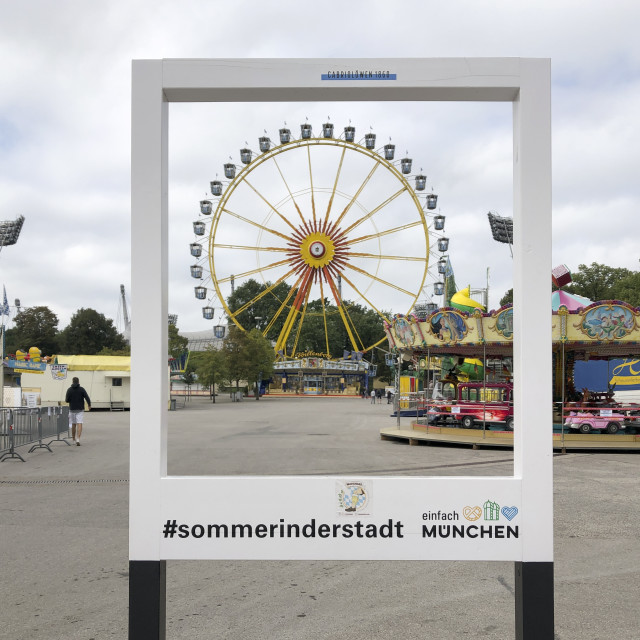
<box><xmin>207</xmin><ymin>135</ymin><xmax>431</xmax><ymax>358</ymax></box>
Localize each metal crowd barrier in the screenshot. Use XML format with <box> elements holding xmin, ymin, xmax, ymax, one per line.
<box><xmin>0</xmin><ymin>406</ymin><xmax>70</xmax><ymax>462</ymax></box>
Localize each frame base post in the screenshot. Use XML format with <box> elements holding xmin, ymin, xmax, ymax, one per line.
<box><xmin>515</xmin><ymin>561</ymin><xmax>554</xmax><ymax>640</ymax></box>
<box><xmin>129</xmin><ymin>560</ymin><xmax>166</xmax><ymax>640</ymax></box>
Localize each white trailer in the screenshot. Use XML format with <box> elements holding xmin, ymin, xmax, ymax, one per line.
<box><xmin>20</xmin><ymin>355</ymin><xmax>130</xmax><ymax>410</ymax></box>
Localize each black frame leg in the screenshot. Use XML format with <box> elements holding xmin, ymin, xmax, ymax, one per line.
<box><xmin>515</xmin><ymin>561</ymin><xmax>554</xmax><ymax>640</ymax></box>
<box><xmin>129</xmin><ymin>560</ymin><xmax>166</xmax><ymax>640</ymax></box>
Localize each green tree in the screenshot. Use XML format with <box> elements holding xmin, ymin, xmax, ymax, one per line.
<box><xmin>227</xmin><ymin>279</ymin><xmax>292</xmax><ymax>336</ymax></box>
<box><xmin>344</xmin><ymin>302</ymin><xmax>388</xmax><ymax>353</ymax></box>
<box><xmin>226</xmin><ymin>278</ymin><xmax>389</xmax><ymax>358</ymax></box>
<box><xmin>292</xmin><ymin>298</ymin><xmax>343</xmax><ymax>355</ymax></box>
<box><xmin>180</xmin><ymin>365</ymin><xmax>197</xmax><ymax>387</ymax></box>
<box><xmin>566</xmin><ymin>262</ymin><xmax>633</xmax><ymax>302</ymax></box>
<box><xmin>222</xmin><ymin>327</ymin><xmax>274</xmax><ymax>400</ymax></box>
<box><xmin>290</xmin><ymin>299</ymin><xmax>388</xmax><ymax>358</ymax></box>
<box><xmin>611</xmin><ymin>271</ymin><xmax>640</xmax><ymax>307</ymax></box>
<box><xmin>500</xmin><ymin>289</ymin><xmax>513</xmax><ymax>306</ymax></box>
<box><xmin>374</xmin><ymin>350</ymin><xmax>394</xmax><ymax>385</ymax></box>
<box><xmin>5</xmin><ymin>306</ymin><xmax>59</xmax><ymax>356</ymax></box>
<box><xmin>244</xmin><ymin>328</ymin><xmax>275</xmax><ymax>400</ymax></box>
<box><xmin>194</xmin><ymin>346</ymin><xmax>228</xmax><ymax>403</ymax></box>
<box><xmin>97</xmin><ymin>346</ymin><xmax>131</xmax><ymax>356</ymax></box>
<box><xmin>168</xmin><ymin>323</ymin><xmax>188</xmax><ymax>359</ymax></box>
<box><xmin>223</xmin><ymin>326</ymin><xmax>251</xmax><ymax>395</ymax></box>
<box><xmin>58</xmin><ymin>308</ymin><xmax>127</xmax><ymax>354</ymax></box>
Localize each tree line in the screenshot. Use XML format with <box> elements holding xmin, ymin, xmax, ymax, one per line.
<box><xmin>226</xmin><ymin>279</ymin><xmax>390</xmax><ymax>357</ymax></box>
<box><xmin>4</xmin><ymin>306</ymin><xmax>127</xmax><ymax>357</ymax></box>
<box><xmin>500</xmin><ymin>262</ymin><xmax>640</xmax><ymax>307</ymax></box>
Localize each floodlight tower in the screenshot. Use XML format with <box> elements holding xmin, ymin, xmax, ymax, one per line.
<box><xmin>0</xmin><ymin>215</ymin><xmax>25</xmax><ymax>254</ymax></box>
<box><xmin>487</xmin><ymin>210</ymin><xmax>513</xmax><ymax>257</ymax></box>
<box><xmin>1</xmin><ymin>215</ymin><xmax>25</xmax><ymax>407</ymax></box>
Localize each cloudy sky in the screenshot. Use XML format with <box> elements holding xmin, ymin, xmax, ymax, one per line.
<box><xmin>1</xmin><ymin>1</ymin><xmax>639</xmax><ymax>339</ymax></box>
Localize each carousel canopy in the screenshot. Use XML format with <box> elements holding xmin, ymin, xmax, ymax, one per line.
<box><xmin>551</xmin><ymin>290</ymin><xmax>592</xmax><ymax>311</ymax></box>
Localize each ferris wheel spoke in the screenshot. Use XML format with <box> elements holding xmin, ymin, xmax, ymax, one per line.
<box><xmin>290</xmin><ymin>281</ymin><xmax>313</xmax><ymax>357</ymax></box>
<box><xmin>331</xmin><ymin>162</ymin><xmax>380</xmax><ymax>230</ymax></box>
<box><xmin>221</xmin><ymin>207</ymin><xmax>291</xmax><ymax>242</ymax></box>
<box><xmin>276</xmin><ymin>268</ymin><xmax>314</xmax><ymax>355</ymax></box>
<box><xmin>318</xmin><ymin>279</ymin><xmax>331</xmax><ymax>358</ymax></box>
<box><xmin>365</xmin><ymin>335</ymin><xmax>388</xmax><ymax>353</ymax></box>
<box><xmin>242</xmin><ymin>178</ymin><xmax>298</xmax><ymax>232</ymax></box>
<box><xmin>342</xmin><ymin>187</ymin><xmax>407</xmax><ymax>236</ymax></box>
<box><xmin>323</xmin><ymin>145</ymin><xmax>347</xmax><ymax>227</ymax></box>
<box><xmin>263</xmin><ymin>275</ymin><xmax>302</xmax><ymax>337</ymax></box>
<box><xmin>343</xmin><ymin>263</ymin><xmax>416</xmax><ymax>298</ymax></box>
<box><xmin>213</xmin><ymin>243</ymin><xmax>290</xmax><ymax>253</ymax></box>
<box><xmin>229</xmin><ymin>266</ymin><xmax>299</xmax><ymax>319</ymax></box>
<box><xmin>347</xmin><ymin>251</ymin><xmax>427</xmax><ymax>262</ymax></box>
<box><xmin>339</xmin><ymin>272</ymin><xmax>393</xmax><ymax>324</ymax></box>
<box><xmin>307</xmin><ymin>145</ymin><xmax>317</xmax><ymax>224</ymax></box>
<box><xmin>340</xmin><ymin>301</ymin><xmax>366</xmax><ymax>352</ymax></box>
<box><xmin>216</xmin><ymin>258</ymin><xmax>292</xmax><ymax>284</ymax></box>
<box><xmin>272</xmin><ymin>157</ymin><xmax>307</xmax><ymax>227</ymax></box>
<box><xmin>322</xmin><ymin>267</ymin><xmax>360</xmax><ymax>352</ymax></box>
<box><xmin>347</xmin><ymin>220</ymin><xmax>424</xmax><ymax>245</ymax></box>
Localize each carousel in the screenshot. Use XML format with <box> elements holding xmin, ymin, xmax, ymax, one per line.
<box><xmin>381</xmin><ymin>282</ymin><xmax>640</xmax><ymax>450</ymax></box>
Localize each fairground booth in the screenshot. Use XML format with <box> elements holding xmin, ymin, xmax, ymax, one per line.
<box><xmin>271</xmin><ymin>352</ymin><xmax>374</xmax><ymax>396</ymax></box>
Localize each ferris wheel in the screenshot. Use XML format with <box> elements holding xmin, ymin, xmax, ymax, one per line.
<box><xmin>189</xmin><ymin>121</ymin><xmax>447</xmax><ymax>359</ymax></box>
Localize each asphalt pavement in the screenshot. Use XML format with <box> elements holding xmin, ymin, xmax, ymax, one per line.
<box><xmin>1</xmin><ymin>395</ymin><xmax>638</xmax><ymax>639</ymax></box>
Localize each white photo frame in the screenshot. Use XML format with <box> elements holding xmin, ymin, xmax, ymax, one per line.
<box><xmin>130</xmin><ymin>58</ymin><xmax>551</xmax><ymax>563</ymax></box>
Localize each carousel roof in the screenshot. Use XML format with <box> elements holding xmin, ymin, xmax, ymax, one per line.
<box><xmin>384</xmin><ymin>299</ymin><xmax>640</xmax><ymax>360</ymax></box>
<box><xmin>551</xmin><ymin>289</ymin><xmax>592</xmax><ymax>311</ymax></box>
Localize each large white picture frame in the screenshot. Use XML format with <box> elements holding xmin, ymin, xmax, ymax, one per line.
<box><xmin>130</xmin><ymin>58</ymin><xmax>551</xmax><ymax>563</ymax></box>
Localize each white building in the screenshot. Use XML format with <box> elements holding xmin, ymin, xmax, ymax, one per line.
<box><xmin>20</xmin><ymin>355</ymin><xmax>130</xmax><ymax>410</ymax></box>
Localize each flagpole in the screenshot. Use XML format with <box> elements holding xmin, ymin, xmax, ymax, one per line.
<box><xmin>1</xmin><ymin>303</ymin><xmax>4</xmax><ymax>410</ymax></box>
<box><xmin>1</xmin><ymin>285</ymin><xmax>9</xmax><ymax>409</ymax></box>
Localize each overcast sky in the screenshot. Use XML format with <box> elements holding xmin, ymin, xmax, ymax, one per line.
<box><xmin>1</xmin><ymin>1</ymin><xmax>639</xmax><ymax>338</ymax></box>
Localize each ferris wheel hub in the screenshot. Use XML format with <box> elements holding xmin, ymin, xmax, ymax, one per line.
<box><xmin>309</xmin><ymin>241</ymin><xmax>326</xmax><ymax>258</ymax></box>
<box><xmin>299</xmin><ymin>231</ymin><xmax>337</xmax><ymax>268</ymax></box>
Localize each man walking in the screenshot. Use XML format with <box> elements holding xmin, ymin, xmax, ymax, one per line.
<box><xmin>65</xmin><ymin>377</ymin><xmax>91</xmax><ymax>446</ymax></box>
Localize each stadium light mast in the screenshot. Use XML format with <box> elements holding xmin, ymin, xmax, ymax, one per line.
<box><xmin>487</xmin><ymin>210</ymin><xmax>513</xmax><ymax>257</ymax></box>
<box><xmin>0</xmin><ymin>215</ymin><xmax>25</xmax><ymax>254</ymax></box>
<box><xmin>1</xmin><ymin>215</ymin><xmax>26</xmax><ymax>408</ymax></box>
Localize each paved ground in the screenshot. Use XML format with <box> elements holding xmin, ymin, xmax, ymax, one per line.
<box><xmin>1</xmin><ymin>395</ymin><xmax>638</xmax><ymax>639</ymax></box>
